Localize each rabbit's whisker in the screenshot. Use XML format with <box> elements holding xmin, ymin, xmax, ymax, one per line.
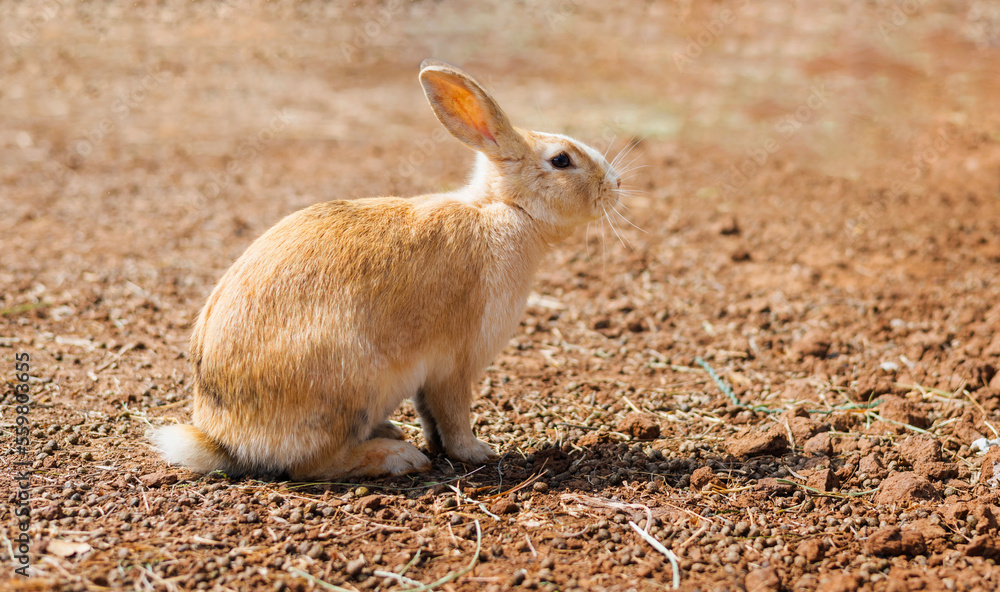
<box><xmin>603</xmin><ymin>206</ymin><xmax>636</xmax><ymax>254</ymax></box>
<box><xmin>603</xmin><ymin>134</ymin><xmax>617</xmax><ymax>160</ymax></box>
<box><xmin>619</xmin><ymin>164</ymin><xmax>650</xmax><ymax>176</ymax></box>
<box><xmin>619</xmin><ymin>153</ymin><xmax>646</xmax><ymax>175</ymax></box>
<box><xmin>611</xmin><ymin>136</ymin><xmax>644</xmax><ymax>170</ymax></box>
<box><xmin>614</xmin><ymin>200</ymin><xmax>633</xmax><ymax>213</ymax></box>
<box><xmin>586</xmin><ymin>221</ymin><xmax>595</xmax><ymax>258</ymax></box>
<box><xmin>600</xmin><ymin>209</ymin><xmax>608</xmax><ymax>276</ymax></box>
<box><xmin>610</xmin><ymin>143</ymin><xmax>631</xmax><ymax>170</ymax></box>
<box><xmin>610</xmin><ymin>203</ymin><xmax>647</xmax><ymax>234</ymax></box>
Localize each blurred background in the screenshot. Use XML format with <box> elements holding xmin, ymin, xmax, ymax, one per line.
<box><xmin>2</xmin><ymin>0</ymin><xmax>999</xmax><ymax>393</ymax></box>
<box><xmin>3</xmin><ymin>0</ymin><xmax>999</xmax><ymax>266</ymax></box>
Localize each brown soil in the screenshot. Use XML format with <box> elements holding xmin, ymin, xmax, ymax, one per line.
<box><xmin>3</xmin><ymin>1</ymin><xmax>1000</xmax><ymax>591</ymax></box>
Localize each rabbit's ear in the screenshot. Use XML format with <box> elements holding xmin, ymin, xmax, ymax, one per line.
<box><xmin>420</xmin><ymin>60</ymin><xmax>525</xmax><ymax>160</ymax></box>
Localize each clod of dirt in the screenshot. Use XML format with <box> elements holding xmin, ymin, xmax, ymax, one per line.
<box><xmin>806</xmin><ymin>468</ymin><xmax>838</xmax><ymax>492</ymax></box>
<box><xmin>755</xmin><ymin>478</ymin><xmax>796</xmax><ymax>496</ymax></box>
<box><xmin>859</xmin><ymin>453</ymin><xmax>886</xmax><ymax>479</ymax></box>
<box><xmin>490</xmin><ymin>499</ymin><xmax>520</xmax><ymax>515</ymax></box>
<box><xmin>139</xmin><ymin>471</ymin><xmax>179</xmax><ymax>488</ymax></box>
<box><xmin>781</xmin><ymin>409</ymin><xmax>830</xmax><ymax>444</ymax></box>
<box><xmin>616</xmin><ymin>413</ymin><xmax>660</xmax><ymax>440</ymax></box>
<box><xmin>725</xmin><ymin>425</ymin><xmax>789</xmax><ymax>458</ymax></box>
<box><xmin>532</xmin><ymin>447</ymin><xmax>572</xmax><ymax>473</ymax></box>
<box><xmin>852</xmin><ymin>374</ymin><xmax>895</xmax><ymax>401</ymax></box>
<box><xmin>577</xmin><ymin>430</ymin><xmax>619</xmax><ymax>447</ymax></box>
<box><xmin>804</xmin><ymin>432</ymin><xmax>833</xmax><ymax>456</ymax></box>
<box><xmin>876</xmin><ymin>396</ymin><xmax>930</xmax><ymax>429</ymax></box>
<box><xmin>965</xmin><ymin>535</ymin><xmax>1000</xmax><ymax>560</ymax></box>
<box><xmin>867</xmin><ymin>526</ymin><xmax>927</xmax><ymax>556</ymax></box>
<box><xmin>790</xmin><ymin>329</ymin><xmax>832</xmax><ymax>360</ymax></box>
<box><xmin>745</xmin><ymin>566</ymin><xmax>781</xmax><ymax>592</ymax></box>
<box><xmin>977</xmin><ymin>446</ymin><xmax>1000</xmax><ymax>487</ymax></box>
<box><xmin>831</xmin><ymin>435</ymin><xmax>860</xmax><ymax>455</ymax></box>
<box><xmin>898</xmin><ymin>434</ymin><xmax>943</xmax><ymax>465</ymax></box>
<box><xmin>817</xmin><ymin>573</ymin><xmax>861</xmax><ymax>592</ymax></box>
<box><xmin>954</xmin><ymin>417</ymin><xmax>986</xmax><ymax>443</ymax></box>
<box><xmin>914</xmin><ymin>461</ymin><xmax>958</xmax><ymax>481</ymax></box>
<box><xmin>796</xmin><ymin>538</ymin><xmax>826</xmax><ymax>563</ymax></box>
<box><xmin>908</xmin><ymin>518</ymin><xmax>949</xmax><ymax>547</ymax></box>
<box><xmin>985</xmin><ymin>334</ymin><xmax>1000</xmax><ymax>357</ymax></box>
<box><xmin>828</xmin><ymin>412</ymin><xmax>860</xmax><ymax>432</ymax></box>
<box><xmin>942</xmin><ymin>501</ymin><xmax>1000</xmax><ymax>531</ymax></box>
<box><xmin>355</xmin><ymin>495</ymin><xmax>385</xmax><ymax>512</ymax></box>
<box><xmin>690</xmin><ymin>466</ymin><xmax>721</xmax><ymax>492</ymax></box>
<box><xmin>875</xmin><ymin>472</ymin><xmax>939</xmax><ymax>505</ymax></box>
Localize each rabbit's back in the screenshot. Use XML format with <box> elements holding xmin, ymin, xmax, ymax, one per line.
<box><xmin>191</xmin><ymin>197</ymin><xmax>491</xmax><ymax>426</ymax></box>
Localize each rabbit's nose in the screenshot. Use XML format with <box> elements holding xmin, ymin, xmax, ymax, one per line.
<box><xmin>616</xmin><ymin>178</ymin><xmax>621</xmax><ymax>188</ymax></box>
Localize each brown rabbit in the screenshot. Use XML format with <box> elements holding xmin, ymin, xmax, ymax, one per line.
<box><xmin>151</xmin><ymin>59</ymin><xmax>621</xmax><ymax>479</ymax></box>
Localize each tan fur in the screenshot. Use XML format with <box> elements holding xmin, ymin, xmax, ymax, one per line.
<box><xmin>151</xmin><ymin>59</ymin><xmax>620</xmax><ymax>480</ymax></box>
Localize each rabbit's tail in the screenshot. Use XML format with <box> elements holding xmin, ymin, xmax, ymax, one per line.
<box><xmin>150</xmin><ymin>424</ymin><xmax>236</xmax><ymax>475</ymax></box>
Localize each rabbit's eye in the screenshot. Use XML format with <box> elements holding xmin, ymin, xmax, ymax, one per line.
<box><xmin>550</xmin><ymin>153</ymin><xmax>572</xmax><ymax>169</ymax></box>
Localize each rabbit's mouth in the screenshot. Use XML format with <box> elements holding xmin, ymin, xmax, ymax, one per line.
<box><xmin>603</xmin><ymin>178</ymin><xmax>622</xmax><ymax>208</ymax></box>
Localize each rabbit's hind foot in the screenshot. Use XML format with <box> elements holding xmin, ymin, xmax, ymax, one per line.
<box><xmin>368</xmin><ymin>420</ymin><xmax>405</xmax><ymax>441</ymax></box>
<box><xmin>289</xmin><ymin>438</ymin><xmax>430</xmax><ymax>481</ymax></box>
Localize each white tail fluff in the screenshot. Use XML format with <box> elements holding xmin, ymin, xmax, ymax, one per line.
<box><xmin>150</xmin><ymin>424</ymin><xmax>234</xmax><ymax>474</ymax></box>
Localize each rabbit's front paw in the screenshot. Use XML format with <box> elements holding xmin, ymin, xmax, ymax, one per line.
<box><xmin>448</xmin><ymin>438</ymin><xmax>497</xmax><ymax>464</ymax></box>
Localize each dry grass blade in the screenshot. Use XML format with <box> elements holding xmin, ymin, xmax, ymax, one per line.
<box><xmin>864</xmin><ymin>411</ymin><xmax>930</xmax><ymax>434</ymax></box>
<box><xmin>629</xmin><ymin>520</ymin><xmax>680</xmax><ymax>589</ymax></box>
<box><xmin>775</xmin><ymin>478</ymin><xmax>878</xmax><ymax>499</ymax></box>
<box><xmin>559</xmin><ymin>493</ymin><xmax>654</xmax><ymax>532</ymax></box>
<box><xmin>286</xmin><ymin>568</ymin><xmax>358</xmax><ymax>592</ymax></box>
<box><xmin>484</xmin><ymin>469</ymin><xmax>547</xmax><ymax>501</ymax></box>
<box><xmin>395</xmin><ymin>520</ymin><xmax>482</xmax><ymax>592</ymax></box>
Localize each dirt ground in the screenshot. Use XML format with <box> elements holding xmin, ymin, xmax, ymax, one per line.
<box><xmin>3</xmin><ymin>1</ymin><xmax>1000</xmax><ymax>591</ymax></box>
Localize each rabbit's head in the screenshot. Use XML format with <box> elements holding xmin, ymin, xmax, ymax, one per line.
<box><xmin>420</xmin><ymin>59</ymin><xmax>620</xmax><ymax>238</ymax></box>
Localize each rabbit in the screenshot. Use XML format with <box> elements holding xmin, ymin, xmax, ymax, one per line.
<box><xmin>151</xmin><ymin>59</ymin><xmax>621</xmax><ymax>480</ymax></box>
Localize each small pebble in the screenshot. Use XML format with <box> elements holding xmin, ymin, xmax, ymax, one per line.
<box><xmin>509</xmin><ymin>569</ymin><xmax>527</xmax><ymax>586</ymax></box>
<box><xmin>345</xmin><ymin>557</ymin><xmax>365</xmax><ymax>577</ymax></box>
